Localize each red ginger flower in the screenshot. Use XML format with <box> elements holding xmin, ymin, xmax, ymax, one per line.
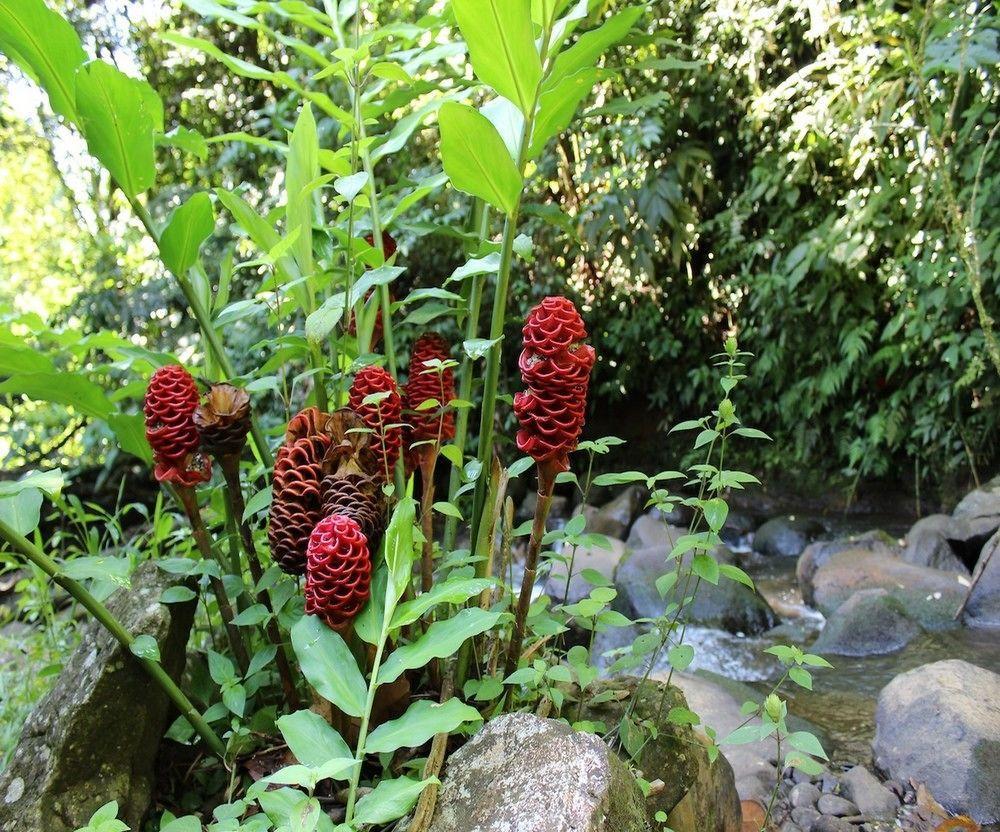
<box><xmin>268</xmin><ymin>433</ymin><xmax>331</xmax><ymax>575</ymax></box>
<box><xmin>404</xmin><ymin>333</ymin><xmax>456</xmax><ymax>444</ymax></box>
<box><xmin>305</xmin><ymin>514</ymin><xmax>371</xmax><ymax>630</ymax></box>
<box><xmin>349</xmin><ymin>366</ymin><xmax>403</xmax><ymax>480</ymax></box>
<box><xmin>144</xmin><ymin>365</ymin><xmax>211</xmax><ymax>486</ymax></box>
<box><xmin>514</xmin><ymin>297</ymin><xmax>595</xmax><ymax>476</ymax></box>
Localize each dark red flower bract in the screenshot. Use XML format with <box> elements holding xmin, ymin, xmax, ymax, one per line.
<box><xmin>144</xmin><ymin>364</ymin><xmax>212</xmax><ymax>485</ymax></box>
<box><xmin>349</xmin><ymin>365</ymin><xmax>403</xmax><ymax>480</ymax></box>
<box><xmin>305</xmin><ymin>514</ymin><xmax>371</xmax><ymax>630</ymax></box>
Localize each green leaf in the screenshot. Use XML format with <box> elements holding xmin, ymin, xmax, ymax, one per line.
<box><xmin>366</xmin><ymin>698</ymin><xmax>482</xmax><ymax>754</ymax></box>
<box><xmin>448</xmin><ymin>252</ymin><xmax>501</xmax><ymax>283</ymax></box>
<box><xmin>0</xmin><ymin>469</ymin><xmax>64</xmax><ymax>498</ymax></box>
<box><xmin>0</xmin><ymin>489</ymin><xmax>43</xmax><ymax>536</ymax></box>
<box><xmin>378</xmin><ymin>608</ymin><xmax>503</xmax><ymax>684</ymax></box>
<box><xmin>545</xmin><ymin>6</ymin><xmax>643</xmax><ymax>91</ymax></box>
<box><xmin>451</xmin><ymin>0</ymin><xmax>541</xmax><ymax>114</ymax></box>
<box><xmin>108</xmin><ymin>412</ymin><xmax>153</xmax><ymax>464</ymax></box>
<box><xmin>334</xmin><ymin>171</ymin><xmax>369</xmax><ymax>201</ymax></box>
<box><xmin>432</xmin><ymin>501</ymin><xmax>463</xmax><ymax>519</ymax></box>
<box><xmin>159</xmin><ymin>817</ymin><xmax>202</xmax><ymax>832</ymax></box>
<box><xmin>0</xmin><ymin>0</ymin><xmax>86</xmax><ymax>122</ymax></box>
<box><xmin>276</xmin><ymin>709</ymin><xmax>352</xmax><ymax>766</ymax></box>
<box><xmin>232</xmin><ymin>604</ymin><xmax>270</xmax><ymax>627</ymax></box>
<box><xmin>667</xmin><ymin>643</ymin><xmax>694</xmax><ymax>671</ymax></box>
<box><xmin>160</xmin><ymin>586</ymin><xmax>196</xmax><ymax>604</ymax></box>
<box><xmin>159</xmin><ymin>193</ymin><xmax>215</xmax><ymax>275</ymax></box>
<box><xmin>384</xmin><ymin>497</ymin><xmax>418</xmax><ymax>608</ymax></box>
<box><xmin>291</xmin><ymin>615</ymin><xmax>367</xmax><ymax>718</ymax></box>
<box><xmin>286</xmin><ymin>103</ymin><xmax>319</xmax><ymax>281</ymax></box>
<box><xmin>718</xmin><ymin>563</ymin><xmax>754</xmax><ymax>590</ymax></box>
<box><xmin>784</xmin><ymin>750</ymin><xmax>825</xmax><ymax>776</ymax></box>
<box><xmin>75</xmin><ymin>60</ymin><xmax>158</xmax><ymax>198</ymax></box>
<box><xmin>691</xmin><ymin>553</ymin><xmax>720</xmax><ymax>585</ymax></box>
<box><xmin>788</xmin><ymin>666</ymin><xmax>813</xmax><ymax>690</ymax></box>
<box><xmin>129</xmin><ymin>634</ymin><xmax>161</xmax><ymax>662</ymax></box>
<box><xmin>0</xmin><ymin>372</ymin><xmax>112</xmax><ymax>419</ymax></box>
<box><xmin>787</xmin><ymin>731</ymin><xmax>828</xmax><ymax>760</ymax></box>
<box><xmin>242</xmin><ymin>486</ymin><xmax>272</xmax><ymax>521</ymax></box>
<box><xmin>722</xmin><ymin>723</ymin><xmax>765</xmax><ymax>745</ymax></box>
<box><xmin>391</xmin><ymin>577</ymin><xmax>494</xmax><ymax>629</ymax></box>
<box><xmin>353</xmin><ymin>776</ymin><xmax>438</xmax><ymax>826</ymax></box>
<box><xmin>701</xmin><ymin>498</ymin><xmax>728</xmax><ymax>532</ymax></box>
<box><xmin>591</xmin><ymin>471</ymin><xmax>646</xmax><ymax>487</ymax></box>
<box><xmin>529</xmin><ymin>67</ymin><xmax>599</xmax><ymax>158</ymax></box>
<box><xmin>439</xmin><ymin>102</ymin><xmax>522</xmax><ymax>216</ymax></box>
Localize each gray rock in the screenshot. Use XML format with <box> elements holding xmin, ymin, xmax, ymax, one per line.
<box><xmin>579</xmin><ymin>679</ymin><xmax>741</xmax><ymax>832</ymax></box>
<box><xmin>518</xmin><ymin>491</ymin><xmax>569</xmax><ymax>524</ymax></box>
<box><xmin>625</xmin><ymin>513</ymin><xmax>683</xmax><ymax>551</ymax></box>
<box><xmin>616</xmin><ymin>546</ymin><xmax>776</xmax><ymax>635</ymax></box>
<box><xmin>425</xmin><ymin>712</ymin><xmax>651</xmax><ymax>832</ymax></box>
<box><xmin>576</xmin><ymin>504</ymin><xmax>628</xmax><ymax>540</ymax></box>
<box><xmin>0</xmin><ymin>563</ymin><xmax>195</xmax><ymax>832</ymax></box>
<box><xmin>545</xmin><ymin>537</ymin><xmax>627</xmax><ymax>605</ymax></box>
<box><xmin>791</xmin><ymin>806</ymin><xmax>821</xmax><ymax>828</ymax></box>
<box><xmin>798</xmin><ymin>532</ymin><xmax>899</xmax><ymax>604</ymax></box>
<box><xmin>840</xmin><ymin>766</ymin><xmax>899</xmax><ymax>820</ymax></box>
<box><xmin>947</xmin><ymin>476</ymin><xmax>1000</xmax><ymax>567</ymax></box>
<box><xmin>963</xmin><ymin>529</ymin><xmax>1000</xmax><ymax>628</ymax></box>
<box><xmin>816</xmin><ymin>794</ymin><xmax>857</xmax><ymax>817</ymax></box>
<box><xmin>902</xmin><ymin>515</ymin><xmax>969</xmax><ymax>574</ymax></box>
<box><xmin>779</xmin><ymin>823</ymin><xmax>803</xmax><ymax>832</ymax></box>
<box><xmin>598</xmin><ymin>485</ymin><xmax>647</xmax><ymax>535</ymax></box>
<box><xmin>805</xmin><ymin>549</ymin><xmax>968</xmax><ymax>628</ymax></box>
<box><xmin>754</xmin><ymin>516</ymin><xmax>825</xmax><ymax>558</ymax></box>
<box><xmin>790</xmin><ymin>783</ymin><xmax>822</xmax><ymax>808</ymax></box>
<box><xmin>809</xmin><ymin>817</ymin><xmax>853</xmax><ymax>832</ymax></box>
<box><xmin>872</xmin><ymin>659</ymin><xmax>1000</xmax><ymax>825</ymax></box>
<box><xmin>811</xmin><ymin>589</ymin><xmax>922</xmax><ymax>656</ymax></box>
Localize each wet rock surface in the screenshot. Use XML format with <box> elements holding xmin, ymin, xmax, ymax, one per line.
<box><xmin>797</xmin><ymin>531</ymin><xmax>899</xmax><ymax>604</ymax></box>
<box><xmin>962</xmin><ymin>528</ymin><xmax>1000</xmax><ymax>628</ymax></box>
<box><xmin>0</xmin><ymin>562</ymin><xmax>195</xmax><ymax>832</ymax></box>
<box><xmin>901</xmin><ymin>514</ymin><xmax>969</xmax><ymax>574</ymax></box>
<box><xmin>754</xmin><ymin>516</ymin><xmax>826</xmax><ymax>558</ymax></box>
<box><xmin>811</xmin><ymin>589</ymin><xmax>923</xmax><ymax>656</ymax></box>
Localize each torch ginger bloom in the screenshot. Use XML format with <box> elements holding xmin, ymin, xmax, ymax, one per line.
<box><xmin>144</xmin><ymin>364</ymin><xmax>212</xmax><ymax>486</ymax></box>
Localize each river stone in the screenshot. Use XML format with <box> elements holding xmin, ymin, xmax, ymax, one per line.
<box><xmin>809</xmin><ymin>817</ymin><xmax>853</xmax><ymax>832</ymax></box>
<box><xmin>753</xmin><ymin>516</ymin><xmax>825</xmax><ymax>558</ymax></box>
<box><xmin>902</xmin><ymin>514</ymin><xmax>969</xmax><ymax>575</ymax></box>
<box><xmin>947</xmin><ymin>475</ymin><xmax>1000</xmax><ymax>568</ymax></box>
<box><xmin>806</xmin><ymin>549</ymin><xmax>967</xmax><ymax>628</ymax></box>
<box><xmin>545</xmin><ymin>537</ymin><xmax>627</xmax><ymax>605</ymax></box>
<box><xmin>872</xmin><ymin>659</ymin><xmax>1000</xmax><ymax>824</ymax></box>
<box><xmin>811</xmin><ymin>589</ymin><xmax>922</xmax><ymax>656</ymax></box>
<box><xmin>425</xmin><ymin>712</ymin><xmax>650</xmax><ymax>832</ymax></box>
<box><xmin>840</xmin><ymin>765</ymin><xmax>899</xmax><ymax>820</ymax></box>
<box><xmin>963</xmin><ymin>529</ymin><xmax>1000</xmax><ymax>628</ymax></box>
<box><xmin>815</xmin><ymin>794</ymin><xmax>857</xmax><ymax>817</ymax></box>
<box><xmin>626</xmin><ymin>514</ymin><xmax>683</xmax><ymax>551</ymax></box>
<box><xmin>790</xmin><ymin>783</ymin><xmax>821</xmax><ymax>808</ymax></box>
<box><xmin>0</xmin><ymin>562</ymin><xmax>195</xmax><ymax>832</ymax></box>
<box><xmin>579</xmin><ymin>678</ymin><xmax>740</xmax><ymax>832</ymax></box>
<box><xmin>791</xmin><ymin>807</ymin><xmax>821</xmax><ymax>829</ymax></box>
<box><xmin>797</xmin><ymin>532</ymin><xmax>899</xmax><ymax>605</ymax></box>
<box><xmin>615</xmin><ymin>546</ymin><xmax>776</xmax><ymax>634</ymax></box>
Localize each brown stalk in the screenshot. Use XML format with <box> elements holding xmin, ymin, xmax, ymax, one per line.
<box><xmin>176</xmin><ymin>485</ymin><xmax>251</xmax><ymax>674</ymax></box>
<box><xmin>405</xmin><ymin>668</ymin><xmax>454</xmax><ymax>832</ymax></box>
<box><xmin>219</xmin><ymin>456</ymin><xmax>301</xmax><ymax>709</ymax></box>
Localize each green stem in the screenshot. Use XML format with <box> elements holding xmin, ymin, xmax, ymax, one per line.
<box><xmin>344</xmin><ymin>631</ymin><xmax>389</xmax><ymax>824</ymax></box>
<box><xmin>0</xmin><ymin>518</ymin><xmax>226</xmax><ymax>757</ymax></box>
<box><xmin>126</xmin><ymin>196</ymin><xmax>275</xmax><ymax>470</ymax></box>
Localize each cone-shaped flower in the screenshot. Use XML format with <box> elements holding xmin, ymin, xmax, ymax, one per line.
<box><xmin>144</xmin><ymin>364</ymin><xmax>211</xmax><ymax>486</ymax></box>
<box><xmin>349</xmin><ymin>365</ymin><xmax>403</xmax><ymax>480</ymax></box>
<box><xmin>514</xmin><ymin>297</ymin><xmax>595</xmax><ymax>479</ymax></box>
<box><xmin>194</xmin><ymin>383</ymin><xmax>251</xmax><ymax>458</ymax></box>
<box><xmin>268</xmin><ymin>433</ymin><xmax>331</xmax><ymax>575</ymax></box>
<box><xmin>404</xmin><ymin>333</ymin><xmax>456</xmax><ymax>445</ymax></box>
<box><xmin>305</xmin><ymin>514</ymin><xmax>372</xmax><ymax>630</ymax></box>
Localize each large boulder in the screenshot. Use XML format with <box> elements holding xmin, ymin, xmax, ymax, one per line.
<box><xmin>425</xmin><ymin>712</ymin><xmax>651</xmax><ymax>832</ymax></box>
<box><xmin>901</xmin><ymin>514</ymin><xmax>969</xmax><ymax>575</ymax></box>
<box><xmin>580</xmin><ymin>678</ymin><xmax>741</xmax><ymax>832</ymax></box>
<box><xmin>0</xmin><ymin>563</ymin><xmax>195</xmax><ymax>832</ymax></box>
<box><xmin>811</xmin><ymin>589</ymin><xmax>922</xmax><ymax>656</ymax></box>
<box><xmin>753</xmin><ymin>516</ymin><xmax>825</xmax><ymax>558</ymax></box>
<box><xmin>947</xmin><ymin>476</ymin><xmax>1000</xmax><ymax>567</ymax></box>
<box><xmin>615</xmin><ymin>546</ymin><xmax>776</xmax><ymax>634</ymax></box>
<box><xmin>872</xmin><ymin>659</ymin><xmax>1000</xmax><ymax>825</ymax></box>
<box><xmin>545</xmin><ymin>538</ymin><xmax>627</xmax><ymax>605</ymax></box>
<box><xmin>626</xmin><ymin>514</ymin><xmax>683</xmax><ymax>551</ymax></box>
<box><xmin>962</xmin><ymin>529</ymin><xmax>1000</xmax><ymax>628</ymax></box>
<box><xmin>805</xmin><ymin>548</ymin><xmax>967</xmax><ymax>628</ymax></box>
<box><xmin>797</xmin><ymin>531</ymin><xmax>899</xmax><ymax>604</ymax></box>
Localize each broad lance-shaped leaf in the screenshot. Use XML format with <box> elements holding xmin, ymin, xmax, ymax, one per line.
<box><xmin>0</xmin><ymin>0</ymin><xmax>86</xmax><ymax>122</ymax></box>
<box><xmin>286</xmin><ymin>103</ymin><xmax>318</xmax><ymax>287</ymax></box>
<box><xmin>390</xmin><ymin>577</ymin><xmax>495</xmax><ymax>629</ymax></box>
<box><xmin>291</xmin><ymin>615</ymin><xmax>367</xmax><ymax>718</ymax></box>
<box><xmin>378</xmin><ymin>607</ymin><xmax>503</xmax><ymax>684</ymax></box>
<box><xmin>529</xmin><ymin>68</ymin><xmax>599</xmax><ymax>158</ymax></box>
<box><xmin>366</xmin><ymin>698</ymin><xmax>482</xmax><ymax>755</ymax></box>
<box><xmin>159</xmin><ymin>193</ymin><xmax>216</xmax><ymax>276</ymax></box>
<box><xmin>439</xmin><ymin>102</ymin><xmax>522</xmax><ymax>216</ymax></box>
<box><xmin>75</xmin><ymin>61</ymin><xmax>158</xmax><ymax>198</ymax></box>
<box><xmin>353</xmin><ymin>776</ymin><xmax>439</xmax><ymax>826</ymax></box>
<box><xmin>276</xmin><ymin>710</ymin><xmax>352</xmax><ymax>766</ymax></box>
<box><xmin>451</xmin><ymin>0</ymin><xmax>540</xmax><ymax>115</ymax></box>
<box><xmin>544</xmin><ymin>6</ymin><xmax>644</xmax><ymax>92</ymax></box>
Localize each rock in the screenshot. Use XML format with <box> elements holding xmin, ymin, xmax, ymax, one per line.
<box><xmin>598</xmin><ymin>485</ymin><xmax>647</xmax><ymax>535</ymax></box>
<box><xmin>962</xmin><ymin>529</ymin><xmax>1000</xmax><ymax>628</ymax></box>
<box><xmin>808</xmin><ymin>817</ymin><xmax>852</xmax><ymax>832</ymax></box>
<box><xmin>518</xmin><ymin>491</ymin><xmax>569</xmax><ymax>524</ymax></box>
<box><xmin>626</xmin><ymin>513</ymin><xmax>683</xmax><ymax>551</ymax></box>
<box><xmin>753</xmin><ymin>516</ymin><xmax>825</xmax><ymax>558</ymax></box>
<box><xmin>816</xmin><ymin>794</ymin><xmax>857</xmax><ymax>817</ymax></box>
<box><xmin>615</xmin><ymin>546</ymin><xmax>776</xmax><ymax>635</ymax></box>
<box><xmin>947</xmin><ymin>475</ymin><xmax>1000</xmax><ymax>567</ymax></box>
<box><xmin>720</xmin><ymin>511</ymin><xmax>754</xmax><ymax>549</ymax></box>
<box><xmin>797</xmin><ymin>532</ymin><xmax>899</xmax><ymax>604</ymax></box>
<box><xmin>0</xmin><ymin>563</ymin><xmax>195</xmax><ymax>832</ymax></box>
<box><xmin>872</xmin><ymin>659</ymin><xmax>1000</xmax><ymax>825</ymax></box>
<box><xmin>779</xmin><ymin>823</ymin><xmax>803</xmax><ymax>832</ymax></box>
<box><xmin>901</xmin><ymin>515</ymin><xmax>969</xmax><ymax>575</ymax></box>
<box><xmin>579</xmin><ymin>678</ymin><xmax>741</xmax><ymax>832</ymax></box>
<box><xmin>545</xmin><ymin>537</ymin><xmax>627</xmax><ymax>605</ymax></box>
<box><xmin>840</xmin><ymin>766</ymin><xmax>899</xmax><ymax>820</ymax></box>
<box><xmin>425</xmin><ymin>712</ymin><xmax>651</xmax><ymax>832</ymax></box>
<box><xmin>577</xmin><ymin>505</ymin><xmax>628</xmax><ymax>540</ymax></box>
<box><xmin>790</xmin><ymin>783</ymin><xmax>822</xmax><ymax>808</ymax></box>
<box><xmin>811</xmin><ymin>589</ymin><xmax>922</xmax><ymax>656</ymax></box>
<box><xmin>791</xmin><ymin>807</ymin><xmax>821</xmax><ymax>829</ymax></box>
<box><xmin>805</xmin><ymin>549</ymin><xmax>967</xmax><ymax>628</ymax></box>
